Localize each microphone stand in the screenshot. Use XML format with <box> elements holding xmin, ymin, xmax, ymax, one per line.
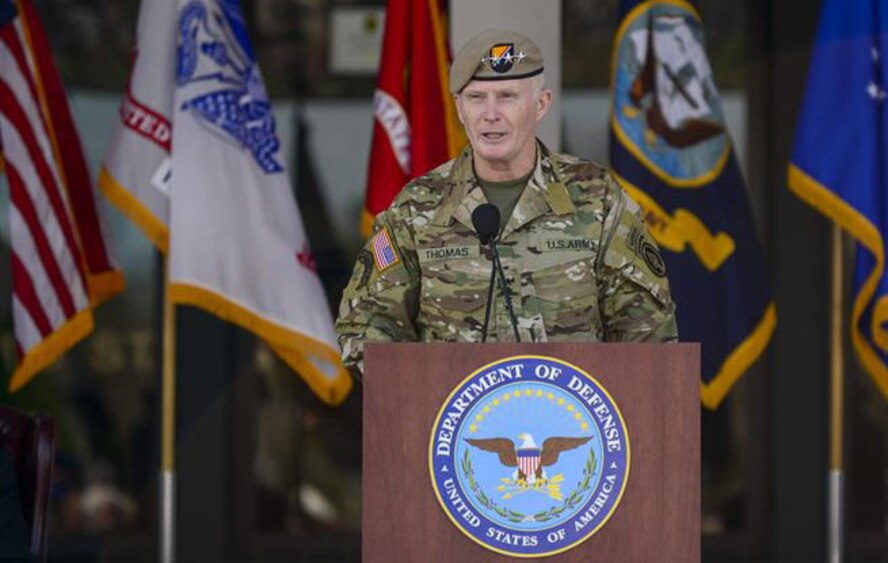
<box><xmin>481</xmin><ymin>255</ymin><xmax>497</xmax><ymax>342</ymax></box>
<box><xmin>483</xmin><ymin>238</ymin><xmax>522</xmax><ymax>342</ymax></box>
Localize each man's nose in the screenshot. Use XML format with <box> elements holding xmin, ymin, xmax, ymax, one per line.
<box><xmin>481</xmin><ymin>102</ymin><xmax>500</xmax><ymax>121</ymax></box>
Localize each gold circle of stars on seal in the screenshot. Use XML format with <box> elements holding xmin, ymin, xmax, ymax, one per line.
<box><xmin>469</xmin><ymin>387</ymin><xmax>589</xmax><ymax>434</ymax></box>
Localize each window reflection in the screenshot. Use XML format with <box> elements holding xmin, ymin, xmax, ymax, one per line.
<box><xmin>850</xmin><ymin>373</ymin><xmax>888</xmax><ymax>548</ymax></box>
<box><xmin>0</xmin><ymin>214</ymin><xmax>158</xmax><ymax>543</ymax></box>
<box><xmin>251</xmin><ymin>344</ymin><xmax>361</xmax><ymax>537</ymax></box>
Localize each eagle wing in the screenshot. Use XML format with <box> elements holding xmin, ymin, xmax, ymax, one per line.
<box><xmin>540</xmin><ymin>436</ymin><xmax>593</xmax><ymax>467</ymax></box>
<box><xmin>464</xmin><ymin>438</ymin><xmax>517</xmax><ymax>467</ymax></box>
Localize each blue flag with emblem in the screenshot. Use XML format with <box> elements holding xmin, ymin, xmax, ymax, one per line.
<box><xmin>788</xmin><ymin>0</ymin><xmax>888</xmax><ymax>399</ymax></box>
<box><xmin>609</xmin><ymin>0</ymin><xmax>776</xmax><ymax>409</ymax></box>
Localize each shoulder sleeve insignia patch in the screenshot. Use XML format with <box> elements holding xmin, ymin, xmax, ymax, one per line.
<box><xmin>629</xmin><ymin>226</ymin><xmax>667</xmax><ymax>278</ymax></box>
<box><xmin>356</xmin><ymin>249</ymin><xmax>374</xmax><ymax>289</ymax></box>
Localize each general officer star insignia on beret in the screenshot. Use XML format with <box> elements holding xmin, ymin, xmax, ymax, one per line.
<box><xmin>481</xmin><ymin>43</ymin><xmax>527</xmax><ymax>73</ymax></box>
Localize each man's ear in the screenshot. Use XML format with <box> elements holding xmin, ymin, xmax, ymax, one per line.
<box><xmin>536</xmin><ymin>89</ymin><xmax>553</xmax><ymax>121</ymax></box>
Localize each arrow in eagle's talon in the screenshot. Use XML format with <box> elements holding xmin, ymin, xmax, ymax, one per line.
<box><xmin>502</xmin><ymin>486</ymin><xmax>534</xmax><ymax>500</ymax></box>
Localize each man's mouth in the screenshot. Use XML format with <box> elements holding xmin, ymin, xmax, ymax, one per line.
<box><xmin>480</xmin><ymin>132</ymin><xmax>507</xmax><ymax>141</ymax></box>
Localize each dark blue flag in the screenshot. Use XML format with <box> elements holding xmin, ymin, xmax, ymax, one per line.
<box><xmin>789</xmin><ymin>0</ymin><xmax>888</xmax><ymax>398</ymax></box>
<box><xmin>610</xmin><ymin>0</ymin><xmax>775</xmax><ymax>409</ymax></box>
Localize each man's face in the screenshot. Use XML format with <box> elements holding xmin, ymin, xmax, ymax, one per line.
<box><xmin>455</xmin><ymin>78</ymin><xmax>552</xmax><ymax>173</ymax></box>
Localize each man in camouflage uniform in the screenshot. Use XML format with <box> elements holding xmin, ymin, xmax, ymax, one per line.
<box><xmin>336</xmin><ymin>29</ymin><xmax>677</xmax><ymax>376</ymax></box>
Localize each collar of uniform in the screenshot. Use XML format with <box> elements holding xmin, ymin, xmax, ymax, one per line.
<box><xmin>431</xmin><ymin>146</ymin><xmax>475</xmax><ymax>227</ymax></box>
<box><xmin>429</xmin><ymin>140</ymin><xmax>576</xmax><ymax>233</ymax></box>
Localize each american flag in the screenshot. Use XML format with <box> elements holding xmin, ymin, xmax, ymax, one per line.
<box><xmin>372</xmin><ymin>227</ymin><xmax>400</xmax><ymax>272</ymax></box>
<box><xmin>0</xmin><ymin>0</ymin><xmax>123</xmax><ymax>391</ymax></box>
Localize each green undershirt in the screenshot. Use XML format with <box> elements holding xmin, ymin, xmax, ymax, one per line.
<box><xmin>478</xmin><ymin>170</ymin><xmax>533</xmax><ymax>233</ymax></box>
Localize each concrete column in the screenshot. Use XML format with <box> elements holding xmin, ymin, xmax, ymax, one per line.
<box><xmin>451</xmin><ymin>0</ymin><xmax>562</xmax><ymax>151</ymax></box>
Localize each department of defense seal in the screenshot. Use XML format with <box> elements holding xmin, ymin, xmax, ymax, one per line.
<box><xmin>429</xmin><ymin>356</ymin><xmax>630</xmax><ymax>558</ymax></box>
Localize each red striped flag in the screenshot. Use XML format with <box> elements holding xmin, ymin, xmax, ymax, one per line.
<box><xmin>0</xmin><ymin>0</ymin><xmax>124</xmax><ymax>391</ymax></box>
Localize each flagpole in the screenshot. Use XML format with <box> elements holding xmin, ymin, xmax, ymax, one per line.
<box><xmin>828</xmin><ymin>224</ymin><xmax>844</xmax><ymax>563</ymax></box>
<box><xmin>160</xmin><ymin>254</ymin><xmax>177</xmax><ymax>563</ymax></box>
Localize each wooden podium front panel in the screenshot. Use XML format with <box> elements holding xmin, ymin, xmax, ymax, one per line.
<box><xmin>363</xmin><ymin>343</ymin><xmax>699</xmax><ymax>562</ymax></box>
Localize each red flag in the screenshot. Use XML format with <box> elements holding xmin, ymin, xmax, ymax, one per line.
<box><xmin>0</xmin><ymin>0</ymin><xmax>124</xmax><ymax>391</ymax></box>
<box><xmin>363</xmin><ymin>0</ymin><xmax>466</xmax><ymax>234</ymax></box>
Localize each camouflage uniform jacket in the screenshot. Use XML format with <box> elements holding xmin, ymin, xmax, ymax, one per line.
<box><xmin>336</xmin><ymin>142</ymin><xmax>678</xmax><ymax>374</ymax></box>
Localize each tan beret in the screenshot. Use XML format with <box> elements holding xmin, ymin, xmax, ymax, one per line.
<box><xmin>449</xmin><ymin>29</ymin><xmax>544</xmax><ymax>94</ymax></box>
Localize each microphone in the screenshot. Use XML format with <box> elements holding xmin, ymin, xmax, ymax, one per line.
<box><xmin>471</xmin><ymin>204</ymin><xmax>521</xmax><ymax>343</ymax></box>
<box><xmin>471</xmin><ymin>203</ymin><xmax>500</xmax><ymax>246</ymax></box>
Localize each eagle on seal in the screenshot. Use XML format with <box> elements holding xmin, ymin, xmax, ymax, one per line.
<box><xmin>465</xmin><ymin>433</ymin><xmax>592</xmax><ymax>485</ymax></box>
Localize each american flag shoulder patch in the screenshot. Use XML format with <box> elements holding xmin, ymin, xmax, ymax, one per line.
<box><xmin>371</xmin><ymin>226</ymin><xmax>400</xmax><ymax>272</ymax></box>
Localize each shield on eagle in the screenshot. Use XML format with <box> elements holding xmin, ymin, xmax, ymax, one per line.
<box><xmin>517</xmin><ymin>447</ymin><xmax>542</xmax><ymax>478</ymax></box>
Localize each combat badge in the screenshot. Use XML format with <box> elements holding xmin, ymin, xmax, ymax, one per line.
<box><xmin>429</xmin><ymin>356</ymin><xmax>630</xmax><ymax>557</ymax></box>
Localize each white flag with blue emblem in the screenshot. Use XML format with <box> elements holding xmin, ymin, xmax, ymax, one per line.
<box><xmin>169</xmin><ymin>0</ymin><xmax>351</xmax><ymax>404</ymax></box>
<box><xmin>104</xmin><ymin>0</ymin><xmax>351</xmax><ymax>404</ymax></box>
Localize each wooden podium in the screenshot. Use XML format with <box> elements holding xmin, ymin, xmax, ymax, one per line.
<box><xmin>363</xmin><ymin>342</ymin><xmax>700</xmax><ymax>562</ymax></box>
